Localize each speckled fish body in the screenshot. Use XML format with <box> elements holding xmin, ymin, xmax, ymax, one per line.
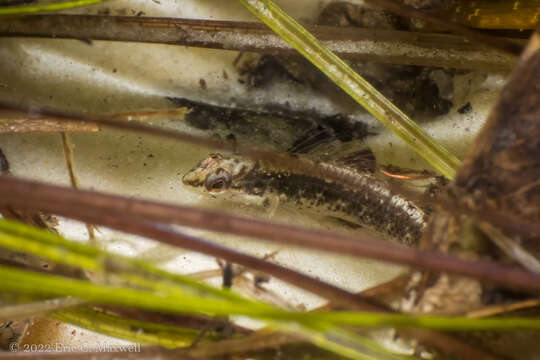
<box><xmin>183</xmin><ymin>153</ymin><xmax>426</xmax><ymax>245</ymax></box>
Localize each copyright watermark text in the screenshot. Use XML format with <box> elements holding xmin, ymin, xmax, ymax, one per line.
<box><xmin>9</xmin><ymin>342</ymin><xmax>141</xmax><ymax>353</ymax></box>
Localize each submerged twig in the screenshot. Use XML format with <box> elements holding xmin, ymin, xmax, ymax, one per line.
<box><xmin>99</xmin><ymin>305</ymin><xmax>252</xmax><ymax>334</ymax></box>
<box><xmin>53</xmin><ymin>307</ymin><xmax>205</xmax><ymax>348</ymax></box>
<box><xmin>0</xmin><ymin>15</ymin><xmax>519</xmax><ymax>71</ymax></box>
<box><xmin>466</xmin><ymin>299</ymin><xmax>540</xmax><ymax>318</ymax></box>
<box><xmin>2</xmin><ymin>176</ymin><xmax>540</xmax><ymax>295</ymax></box>
<box><xmin>60</xmin><ymin>133</ymin><xmax>97</xmax><ymax>243</ymax></box>
<box><xmin>187</xmin><ymin>332</ymin><xmax>301</xmax><ymax>358</ymax></box>
<box><xmin>0</xmin><ymin>109</ymin><xmax>99</xmax><ymax>133</ymax></box>
<box><xmin>438</xmin><ymin>197</ymin><xmax>540</xmax><ymax>240</ymax></box>
<box><xmin>478</xmin><ymin>221</ymin><xmax>540</xmax><ymax>274</ymax></box>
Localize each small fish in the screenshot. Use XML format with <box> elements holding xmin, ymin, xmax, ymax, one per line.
<box><xmin>168</xmin><ymin>97</ymin><xmax>370</xmax><ymax>155</ymax></box>
<box><xmin>183</xmin><ymin>153</ymin><xmax>426</xmax><ymax>245</ymax></box>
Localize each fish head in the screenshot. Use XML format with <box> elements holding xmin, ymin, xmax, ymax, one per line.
<box><xmin>182</xmin><ymin>153</ymin><xmax>254</xmax><ymax>195</ymax></box>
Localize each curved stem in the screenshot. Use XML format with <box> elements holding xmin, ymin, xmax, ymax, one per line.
<box><xmin>238</xmin><ymin>0</ymin><xmax>461</xmax><ymax>179</ymax></box>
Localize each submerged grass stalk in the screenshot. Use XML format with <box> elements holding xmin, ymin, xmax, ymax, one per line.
<box><xmin>238</xmin><ymin>0</ymin><xmax>461</xmax><ymax>179</ymax></box>
<box><xmin>53</xmin><ymin>307</ymin><xmax>204</xmax><ymax>348</ymax></box>
<box><xmin>3</xmin><ymin>264</ymin><xmax>540</xmax><ymax>332</ymax></box>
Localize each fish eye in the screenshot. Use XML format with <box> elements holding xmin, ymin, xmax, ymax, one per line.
<box><xmin>204</xmin><ymin>169</ymin><xmax>231</xmax><ymax>193</ymax></box>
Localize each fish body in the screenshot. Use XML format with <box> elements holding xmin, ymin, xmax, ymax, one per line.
<box><xmin>183</xmin><ymin>153</ymin><xmax>426</xmax><ymax>245</ymax></box>
<box><xmin>169</xmin><ymin>97</ymin><xmax>370</xmax><ymax>155</ymax></box>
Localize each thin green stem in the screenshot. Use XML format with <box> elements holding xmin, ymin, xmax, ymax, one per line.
<box><xmin>306</xmin><ymin>312</ymin><xmax>540</xmax><ymax>331</ymax></box>
<box><xmin>53</xmin><ymin>307</ymin><xmax>204</xmax><ymax>348</ymax></box>
<box><xmin>238</xmin><ymin>0</ymin><xmax>462</xmax><ymax>179</ymax></box>
<box><xmin>4</xmin><ymin>265</ymin><xmax>540</xmax><ymax>331</ymax></box>
<box><xmin>0</xmin><ymin>0</ymin><xmax>105</xmax><ymax>16</ymax></box>
<box><xmin>1</xmin><ymin>265</ymin><xmax>277</xmax><ymax>318</ymax></box>
<box><xmin>0</xmin><ymin>231</ymin><xmax>100</xmax><ymax>270</ymax></box>
<box><xmin>0</xmin><ymin>218</ymin><xmax>252</xmax><ymax>304</ymax></box>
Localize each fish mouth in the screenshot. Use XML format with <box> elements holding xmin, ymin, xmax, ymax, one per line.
<box><xmin>181</xmin><ymin>170</ymin><xmax>204</xmax><ymax>187</ymax></box>
<box><xmin>182</xmin><ymin>153</ymin><xmax>224</xmax><ymax>187</ymax></box>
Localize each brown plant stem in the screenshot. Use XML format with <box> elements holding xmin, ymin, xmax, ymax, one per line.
<box><xmin>438</xmin><ymin>197</ymin><xmax>540</xmax><ymax>239</ymax></box>
<box><xmin>0</xmin><ymin>109</ymin><xmax>99</xmax><ymax>133</ymax></box>
<box><xmin>64</xmin><ymin>211</ymin><xmax>388</xmax><ymax>311</ymax></box>
<box><xmin>0</xmin><ymin>15</ymin><xmax>520</xmax><ymax>71</ymax></box>
<box><xmin>60</xmin><ymin>133</ymin><xmax>97</xmax><ymax>243</ymax></box>
<box><xmin>466</xmin><ymin>299</ymin><xmax>540</xmax><ymax>318</ymax></box>
<box><xmin>1</xmin><ymin>176</ymin><xmax>540</xmax><ymax>297</ymax></box>
<box><xmin>186</xmin><ymin>332</ymin><xmax>301</xmax><ymax>358</ymax></box>
<box><xmin>97</xmin><ymin>306</ymin><xmax>252</xmax><ymax>334</ymax></box>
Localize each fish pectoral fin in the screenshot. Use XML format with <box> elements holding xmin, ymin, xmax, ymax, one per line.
<box><xmin>262</xmin><ymin>194</ymin><xmax>280</xmax><ymax>219</ymax></box>
<box><xmin>324</xmin><ymin>216</ymin><xmax>364</xmax><ymax>230</ymax></box>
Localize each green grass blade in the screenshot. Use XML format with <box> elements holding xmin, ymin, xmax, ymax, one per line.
<box><xmin>4</xmin><ymin>219</ymin><xmax>540</xmax><ymax>332</ymax></box>
<box><xmin>0</xmin><ymin>231</ymin><xmax>100</xmax><ymax>270</ymax></box>
<box><xmin>311</xmin><ymin>311</ymin><xmax>540</xmax><ymax>331</ymax></box>
<box><xmin>0</xmin><ymin>218</ymin><xmax>254</xmax><ymax>304</ymax></box>
<box><xmin>5</xmin><ymin>263</ymin><xmax>540</xmax><ymax>331</ymax></box>
<box><xmin>53</xmin><ymin>307</ymin><xmax>204</xmax><ymax>348</ymax></box>
<box><xmin>0</xmin><ymin>0</ymin><xmax>105</xmax><ymax>16</ymax></box>
<box><xmin>238</xmin><ymin>0</ymin><xmax>461</xmax><ymax>179</ymax></box>
<box><xmin>0</xmin><ymin>264</ymin><xmax>278</xmax><ymax>317</ymax></box>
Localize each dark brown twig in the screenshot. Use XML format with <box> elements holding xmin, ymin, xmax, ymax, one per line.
<box><xmin>0</xmin><ymin>109</ymin><xmax>99</xmax><ymax>133</ymax></box>
<box><xmin>31</xmin><ymin>204</ymin><xmax>386</xmax><ymax>312</ymax></box>
<box><xmin>0</xmin><ymin>15</ymin><xmax>520</xmax><ymax>71</ymax></box>
<box><xmin>1</xmin><ymin>176</ymin><xmax>540</xmax><ymax>297</ymax></box>
<box><xmin>97</xmin><ymin>306</ymin><xmax>252</xmax><ymax>334</ymax></box>
<box><xmin>466</xmin><ymin>299</ymin><xmax>540</xmax><ymax>318</ymax></box>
